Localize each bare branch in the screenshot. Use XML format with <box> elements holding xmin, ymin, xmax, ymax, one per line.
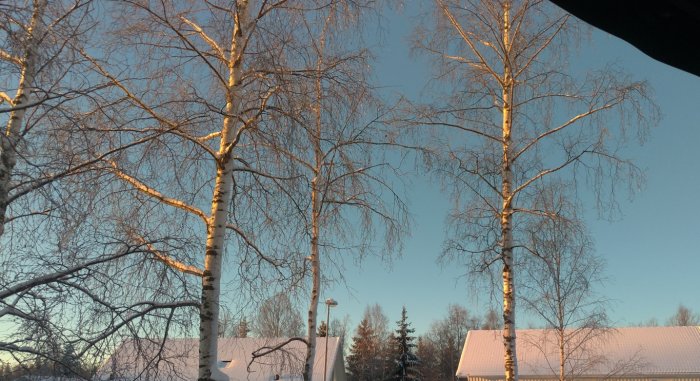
<box><xmin>0</xmin><ymin>48</ymin><xmax>22</xmax><ymax>66</ymax></box>
<box><xmin>248</xmin><ymin>337</ymin><xmax>309</xmax><ymax>371</ymax></box>
<box><xmin>0</xmin><ymin>92</ymin><xmax>13</xmax><ymax>104</ymax></box>
<box><xmin>131</xmin><ymin>234</ymin><xmax>204</xmax><ymax>277</ymax></box>
<box><xmin>0</xmin><ymin>245</ymin><xmax>143</xmax><ymax>300</ymax></box>
<box><xmin>511</xmin><ymin>100</ymin><xmax>623</xmax><ymax>163</ymax></box>
<box><xmin>107</xmin><ymin>161</ymin><xmax>209</xmax><ymax>224</ymax></box>
<box><xmin>435</xmin><ymin>0</ymin><xmax>503</xmax><ymax>84</ymax></box>
<box><xmin>179</xmin><ymin>16</ymin><xmax>226</xmax><ymax>62</ymax></box>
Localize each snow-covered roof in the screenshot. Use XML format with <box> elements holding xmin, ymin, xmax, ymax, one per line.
<box><xmin>457</xmin><ymin>326</ymin><xmax>700</xmax><ymax>379</ymax></box>
<box><xmin>96</xmin><ymin>337</ymin><xmax>344</xmax><ymax>381</ymax></box>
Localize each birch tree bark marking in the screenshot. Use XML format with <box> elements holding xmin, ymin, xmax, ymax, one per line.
<box><xmin>500</xmin><ymin>4</ymin><xmax>518</xmax><ymax>381</ymax></box>
<box><xmin>198</xmin><ymin>1</ymin><xmax>249</xmax><ymax>380</ymax></box>
<box><xmin>304</xmin><ymin>14</ymin><xmax>331</xmax><ymax>379</ymax></box>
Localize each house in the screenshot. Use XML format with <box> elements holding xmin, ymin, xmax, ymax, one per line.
<box><xmin>96</xmin><ymin>337</ymin><xmax>346</xmax><ymax>381</ymax></box>
<box><xmin>457</xmin><ymin>326</ymin><xmax>700</xmax><ymax>381</ymax></box>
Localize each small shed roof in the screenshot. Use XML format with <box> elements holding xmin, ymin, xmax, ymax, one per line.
<box><xmin>457</xmin><ymin>326</ymin><xmax>700</xmax><ymax>379</ymax></box>
<box><xmin>97</xmin><ymin>337</ymin><xmax>343</xmax><ymax>381</ymax></box>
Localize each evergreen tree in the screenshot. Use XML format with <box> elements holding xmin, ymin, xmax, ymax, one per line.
<box><xmin>318</xmin><ymin>321</ymin><xmax>328</xmax><ymax>337</ymax></box>
<box><xmin>347</xmin><ymin>317</ymin><xmax>386</xmax><ymax>381</ymax></box>
<box><xmin>58</xmin><ymin>343</ymin><xmax>83</xmax><ymax>377</ymax></box>
<box><xmin>386</xmin><ymin>307</ymin><xmax>421</xmax><ymax>381</ymax></box>
<box><xmin>237</xmin><ymin>317</ymin><xmax>250</xmax><ymax>338</ymax></box>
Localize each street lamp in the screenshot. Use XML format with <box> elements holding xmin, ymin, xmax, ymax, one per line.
<box><xmin>323</xmin><ymin>298</ymin><xmax>338</xmax><ymax>381</ymax></box>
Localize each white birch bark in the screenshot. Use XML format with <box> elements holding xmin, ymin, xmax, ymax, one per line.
<box><xmin>303</xmin><ymin>12</ymin><xmax>340</xmax><ymax>378</ymax></box>
<box><xmin>500</xmin><ymin>4</ymin><xmax>518</xmax><ymax>381</ymax></box>
<box><xmin>0</xmin><ymin>0</ymin><xmax>45</xmax><ymax>237</ymax></box>
<box><xmin>559</xmin><ymin>330</ymin><xmax>565</xmax><ymax>381</ymax></box>
<box><xmin>198</xmin><ymin>1</ymin><xmax>249</xmax><ymax>380</ymax></box>
<box><xmin>557</xmin><ymin>283</ymin><xmax>565</xmax><ymax>381</ymax></box>
<box><xmin>304</xmin><ymin>178</ymin><xmax>321</xmax><ymax>380</ymax></box>
<box><xmin>304</xmin><ymin>55</ymin><xmax>325</xmax><ymax>380</ymax></box>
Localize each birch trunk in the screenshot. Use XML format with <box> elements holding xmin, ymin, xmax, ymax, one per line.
<box><xmin>558</xmin><ymin>284</ymin><xmax>565</xmax><ymax>381</ymax></box>
<box><xmin>198</xmin><ymin>2</ymin><xmax>249</xmax><ymax>380</ymax></box>
<box><xmin>559</xmin><ymin>330</ymin><xmax>565</xmax><ymax>381</ymax></box>
<box><xmin>304</xmin><ymin>21</ymin><xmax>329</xmax><ymax>380</ymax></box>
<box><xmin>500</xmin><ymin>4</ymin><xmax>518</xmax><ymax>381</ymax></box>
<box><xmin>304</xmin><ymin>178</ymin><xmax>321</xmax><ymax>381</ymax></box>
<box><xmin>0</xmin><ymin>0</ymin><xmax>45</xmax><ymax>237</ymax></box>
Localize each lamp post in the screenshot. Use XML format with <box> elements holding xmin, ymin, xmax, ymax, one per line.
<box><xmin>323</xmin><ymin>298</ymin><xmax>338</xmax><ymax>381</ymax></box>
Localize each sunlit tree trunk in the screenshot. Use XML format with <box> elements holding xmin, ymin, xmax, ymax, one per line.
<box><xmin>0</xmin><ymin>0</ymin><xmax>45</xmax><ymax>237</ymax></box>
<box><xmin>198</xmin><ymin>2</ymin><xmax>249</xmax><ymax>380</ymax></box>
<box><xmin>304</xmin><ymin>23</ymin><xmax>327</xmax><ymax>377</ymax></box>
<box><xmin>500</xmin><ymin>4</ymin><xmax>518</xmax><ymax>381</ymax></box>
<box><xmin>558</xmin><ymin>277</ymin><xmax>565</xmax><ymax>381</ymax></box>
<box><xmin>304</xmin><ymin>171</ymin><xmax>321</xmax><ymax>380</ymax></box>
<box><xmin>559</xmin><ymin>330</ymin><xmax>565</xmax><ymax>381</ymax></box>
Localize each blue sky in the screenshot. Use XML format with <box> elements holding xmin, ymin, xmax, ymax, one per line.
<box><xmin>324</xmin><ymin>4</ymin><xmax>700</xmax><ymax>335</ymax></box>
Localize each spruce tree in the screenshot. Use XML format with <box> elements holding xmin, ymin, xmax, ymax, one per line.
<box><xmin>237</xmin><ymin>317</ymin><xmax>250</xmax><ymax>338</ymax></box>
<box><xmin>347</xmin><ymin>317</ymin><xmax>385</xmax><ymax>381</ymax></box>
<box><xmin>387</xmin><ymin>307</ymin><xmax>421</xmax><ymax>381</ymax></box>
<box><xmin>318</xmin><ymin>321</ymin><xmax>328</xmax><ymax>337</ymax></box>
<box><xmin>58</xmin><ymin>343</ymin><xmax>83</xmax><ymax>377</ymax></box>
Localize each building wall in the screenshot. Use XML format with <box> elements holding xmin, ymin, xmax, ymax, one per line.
<box><xmin>333</xmin><ymin>351</ymin><xmax>346</xmax><ymax>381</ymax></box>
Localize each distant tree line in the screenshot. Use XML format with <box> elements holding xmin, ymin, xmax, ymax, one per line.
<box><xmin>343</xmin><ymin>303</ymin><xmax>699</xmax><ymax>381</ymax></box>
<box><xmin>345</xmin><ymin>304</ymin><xmax>501</xmax><ymax>381</ymax></box>
<box><xmin>640</xmin><ymin>304</ymin><xmax>700</xmax><ymax>327</ymax></box>
<box><xmin>0</xmin><ymin>342</ymin><xmax>93</xmax><ymax>380</ymax></box>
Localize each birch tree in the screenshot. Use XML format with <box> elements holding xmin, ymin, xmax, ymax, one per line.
<box><xmin>253</xmin><ymin>293</ymin><xmax>304</xmax><ymax>338</ymax></box>
<box><xmin>416</xmin><ymin>1</ymin><xmax>657</xmax><ymax>380</ymax></box>
<box><xmin>276</xmin><ymin>4</ymin><xmax>408</xmax><ymax>379</ymax></box>
<box><xmin>0</xmin><ymin>0</ymin><xmax>47</xmax><ymax>236</ymax></box>
<box><xmin>0</xmin><ymin>0</ymin><xmax>122</xmax><ymax>237</ymax></box>
<box><xmin>1</xmin><ymin>0</ymin><xmax>198</xmax><ymax>373</ymax></box>
<box><xmin>82</xmin><ymin>1</ymin><xmax>374</xmax><ymax>379</ymax></box>
<box><xmin>519</xmin><ymin>184</ymin><xmax>610</xmax><ymax>381</ymax></box>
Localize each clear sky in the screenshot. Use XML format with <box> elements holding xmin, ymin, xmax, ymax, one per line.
<box><xmin>324</xmin><ymin>3</ymin><xmax>700</xmax><ymax>336</ymax></box>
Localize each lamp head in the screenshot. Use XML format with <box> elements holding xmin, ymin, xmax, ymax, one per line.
<box><xmin>325</xmin><ymin>298</ymin><xmax>338</xmax><ymax>307</ymax></box>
